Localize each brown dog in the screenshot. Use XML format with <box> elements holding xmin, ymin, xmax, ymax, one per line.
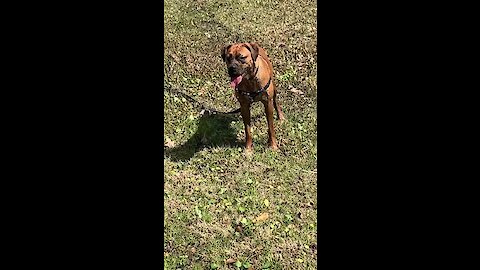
<box><xmin>221</xmin><ymin>43</ymin><xmax>285</xmax><ymax>151</ymax></box>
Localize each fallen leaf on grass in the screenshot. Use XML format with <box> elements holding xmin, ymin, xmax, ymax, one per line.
<box><xmin>225</xmin><ymin>258</ymin><xmax>236</xmax><ymax>264</ymax></box>
<box><xmin>170</xmin><ymin>53</ymin><xmax>180</xmax><ymax>62</ymax></box>
<box><xmin>289</xmin><ymin>88</ymin><xmax>304</xmax><ymax>95</ymax></box>
<box><xmin>199</xmin><ymin>87</ymin><xmax>207</xmax><ymax>96</ymax></box>
<box><xmin>254</xmin><ymin>213</ymin><xmax>269</xmax><ymax>223</ymax></box>
<box><xmin>188</xmin><ymin>247</ymin><xmax>196</xmax><ymax>259</ymax></box>
<box><xmin>235</xmin><ymin>225</ymin><xmax>243</xmax><ymax>232</ymax></box>
<box><xmin>240</xmin><ymin>217</ymin><xmax>248</xmax><ymax>225</ymax></box>
<box><xmin>164</xmin><ymin>138</ymin><xmax>175</xmax><ymax>148</ymax></box>
<box><xmin>264</xmin><ymin>199</ymin><xmax>270</xmax><ymax>207</ymax></box>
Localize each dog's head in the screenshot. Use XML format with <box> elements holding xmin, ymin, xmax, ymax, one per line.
<box><xmin>221</xmin><ymin>43</ymin><xmax>259</xmax><ymax>88</ymax></box>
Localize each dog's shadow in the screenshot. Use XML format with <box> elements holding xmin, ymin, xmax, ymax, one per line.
<box><xmin>165</xmin><ymin>112</ymin><xmax>244</xmax><ymax>162</ymax></box>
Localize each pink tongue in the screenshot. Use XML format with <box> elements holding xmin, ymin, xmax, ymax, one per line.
<box><xmin>230</xmin><ymin>75</ymin><xmax>243</xmax><ymax>88</ymax></box>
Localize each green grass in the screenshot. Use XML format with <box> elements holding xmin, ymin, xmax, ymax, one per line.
<box><xmin>164</xmin><ymin>0</ymin><xmax>317</xmax><ymax>269</ymax></box>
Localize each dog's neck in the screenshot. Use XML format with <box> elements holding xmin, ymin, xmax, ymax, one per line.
<box><xmin>237</xmin><ymin>57</ymin><xmax>271</xmax><ymax>94</ymax></box>
<box><xmin>235</xmin><ymin>55</ymin><xmax>270</xmax><ymax>92</ymax></box>
<box><xmin>252</xmin><ymin>55</ymin><xmax>270</xmax><ymax>85</ymax></box>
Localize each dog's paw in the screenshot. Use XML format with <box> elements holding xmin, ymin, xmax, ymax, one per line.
<box><xmin>269</xmin><ymin>144</ymin><xmax>279</xmax><ymax>151</ymax></box>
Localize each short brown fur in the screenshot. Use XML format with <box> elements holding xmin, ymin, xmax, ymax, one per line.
<box><xmin>221</xmin><ymin>43</ymin><xmax>285</xmax><ymax>151</ymax></box>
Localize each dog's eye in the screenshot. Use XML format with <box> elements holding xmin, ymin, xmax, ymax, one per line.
<box><xmin>238</xmin><ymin>56</ymin><xmax>247</xmax><ymax>63</ymax></box>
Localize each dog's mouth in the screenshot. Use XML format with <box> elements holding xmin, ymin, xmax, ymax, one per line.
<box><xmin>230</xmin><ymin>75</ymin><xmax>243</xmax><ymax>88</ymax></box>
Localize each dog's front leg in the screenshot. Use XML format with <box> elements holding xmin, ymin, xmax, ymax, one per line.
<box><xmin>240</xmin><ymin>102</ymin><xmax>253</xmax><ymax>151</ymax></box>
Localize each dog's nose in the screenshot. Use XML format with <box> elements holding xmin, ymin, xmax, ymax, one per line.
<box><xmin>228</xmin><ymin>66</ymin><xmax>236</xmax><ymax>76</ymax></box>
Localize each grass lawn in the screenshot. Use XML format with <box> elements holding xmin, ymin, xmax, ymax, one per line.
<box><xmin>164</xmin><ymin>0</ymin><xmax>317</xmax><ymax>269</ymax></box>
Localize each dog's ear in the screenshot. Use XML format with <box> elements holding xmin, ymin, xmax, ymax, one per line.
<box><xmin>247</xmin><ymin>43</ymin><xmax>259</xmax><ymax>62</ymax></box>
<box><xmin>221</xmin><ymin>44</ymin><xmax>232</xmax><ymax>62</ymax></box>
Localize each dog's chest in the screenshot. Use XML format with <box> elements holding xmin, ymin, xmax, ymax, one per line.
<box><xmin>237</xmin><ymin>79</ymin><xmax>260</xmax><ymax>93</ymax></box>
<box><xmin>235</xmin><ymin>79</ymin><xmax>269</xmax><ymax>103</ymax></box>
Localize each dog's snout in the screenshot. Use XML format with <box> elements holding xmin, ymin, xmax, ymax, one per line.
<box><xmin>228</xmin><ymin>66</ymin><xmax>236</xmax><ymax>76</ymax></box>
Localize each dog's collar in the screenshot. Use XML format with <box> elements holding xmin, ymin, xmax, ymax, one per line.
<box><xmin>236</xmin><ymin>76</ymin><xmax>271</xmax><ymax>102</ymax></box>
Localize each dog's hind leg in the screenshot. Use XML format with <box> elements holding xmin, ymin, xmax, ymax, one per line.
<box><xmin>262</xmin><ymin>99</ymin><xmax>278</xmax><ymax>150</ymax></box>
